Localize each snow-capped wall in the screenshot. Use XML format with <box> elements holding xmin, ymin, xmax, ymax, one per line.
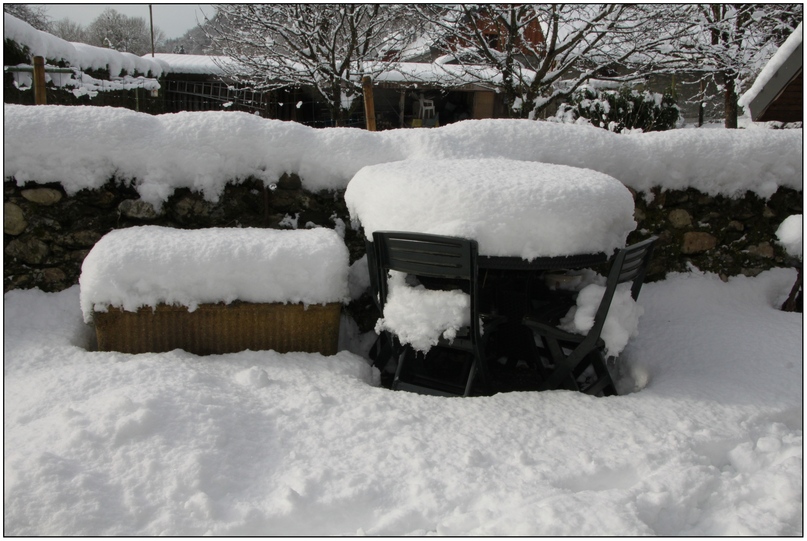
<box><xmin>3</xmin><ymin>105</ymin><xmax>802</xmax><ymax>209</ymax></box>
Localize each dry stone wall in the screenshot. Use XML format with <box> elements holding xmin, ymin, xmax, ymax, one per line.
<box><xmin>3</xmin><ymin>175</ymin><xmax>366</xmax><ymax>293</ymax></box>
<box><xmin>4</xmin><ymin>176</ymin><xmax>802</xmax><ymax>330</ymax></box>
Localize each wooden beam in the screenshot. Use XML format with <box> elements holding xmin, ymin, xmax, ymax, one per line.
<box><xmin>33</xmin><ymin>56</ymin><xmax>47</xmax><ymax>105</ymax></box>
<box><xmin>362</xmin><ymin>75</ymin><xmax>376</xmax><ymax>131</ymax></box>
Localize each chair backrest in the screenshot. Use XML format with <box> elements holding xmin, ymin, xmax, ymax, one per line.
<box><xmin>418</xmin><ymin>95</ymin><xmax>436</xmax><ymax>118</ymax></box>
<box><xmin>590</xmin><ymin>236</ymin><xmax>657</xmax><ymax>341</ymax></box>
<box><xmin>365</xmin><ymin>239</ymin><xmax>383</xmax><ymax>310</ymax></box>
<box><xmin>372</xmin><ymin>231</ymin><xmax>479</xmax><ymax>331</ymax></box>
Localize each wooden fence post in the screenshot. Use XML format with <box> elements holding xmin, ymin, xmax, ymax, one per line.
<box><xmin>362</xmin><ymin>75</ymin><xmax>376</xmax><ymax>131</ymax></box>
<box><xmin>33</xmin><ymin>56</ymin><xmax>47</xmax><ymax>105</ymax></box>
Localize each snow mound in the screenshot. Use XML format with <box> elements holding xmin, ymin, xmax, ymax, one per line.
<box><xmin>79</xmin><ymin>226</ymin><xmax>349</xmax><ymax>322</ymax></box>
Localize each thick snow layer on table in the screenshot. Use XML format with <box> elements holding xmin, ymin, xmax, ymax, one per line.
<box><xmin>79</xmin><ymin>226</ymin><xmax>349</xmax><ymax>322</ymax></box>
<box><xmin>4</xmin><ymin>105</ymin><xmax>800</xmax><ymax>206</ymax></box>
<box><xmin>3</xmin><ymin>268</ymin><xmax>802</xmax><ymax>535</ymax></box>
<box><xmin>739</xmin><ymin>23</ymin><xmax>803</xmax><ymax>109</ymax></box>
<box><xmin>345</xmin><ymin>158</ymin><xmax>636</xmax><ymax>259</ymax></box>
<box><xmin>776</xmin><ymin>214</ymin><xmax>803</xmax><ymax>259</ymax></box>
<box><xmin>4</xmin><ymin>13</ymin><xmax>166</xmax><ymax>77</ymax></box>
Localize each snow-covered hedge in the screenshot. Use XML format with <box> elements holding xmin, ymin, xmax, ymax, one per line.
<box><xmin>4</xmin><ymin>105</ymin><xmax>801</xmax><ymax>208</ymax></box>
<box><xmin>4</xmin><ymin>13</ymin><xmax>166</xmax><ymax>77</ymax></box>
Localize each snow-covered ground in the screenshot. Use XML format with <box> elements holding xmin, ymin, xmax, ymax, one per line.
<box><xmin>3</xmin><ymin>266</ymin><xmax>802</xmax><ymax>535</ymax></box>
<box><xmin>3</xmin><ymin>53</ymin><xmax>802</xmax><ymax>534</ymax></box>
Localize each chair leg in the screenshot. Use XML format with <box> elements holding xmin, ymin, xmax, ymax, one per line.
<box><xmin>463</xmin><ymin>359</ymin><xmax>477</xmax><ymax>396</ymax></box>
<box><xmin>392</xmin><ymin>345</ymin><xmax>412</xmax><ymax>389</ymax></box>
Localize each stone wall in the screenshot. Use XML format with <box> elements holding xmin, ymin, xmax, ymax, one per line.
<box><xmin>4</xmin><ymin>176</ymin><xmax>802</xmax><ymax>330</ymax></box>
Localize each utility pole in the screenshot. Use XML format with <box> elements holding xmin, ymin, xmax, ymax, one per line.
<box><xmin>149</xmin><ymin>5</ymin><xmax>155</xmax><ymax>57</ymax></box>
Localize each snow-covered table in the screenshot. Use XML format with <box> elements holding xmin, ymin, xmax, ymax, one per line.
<box><xmin>345</xmin><ymin>158</ymin><xmax>636</xmax><ymax>260</ymax></box>
<box><xmin>346</xmin><ymin>158</ymin><xmax>640</xmax><ymax>393</ymax></box>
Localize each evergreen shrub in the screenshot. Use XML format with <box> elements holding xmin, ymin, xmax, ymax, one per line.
<box><xmin>554</xmin><ymin>85</ymin><xmax>680</xmax><ymax>133</ymax></box>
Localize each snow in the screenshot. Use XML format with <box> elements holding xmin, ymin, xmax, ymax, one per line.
<box><xmin>3</xmin><ymin>13</ymin><xmax>166</xmax><ymax>77</ymax></box>
<box><xmin>374</xmin><ymin>271</ymin><xmax>471</xmax><ymax>352</ymax></box>
<box><xmin>147</xmin><ymin>53</ymin><xmax>239</xmax><ymax>76</ymax></box>
<box><xmin>560</xmin><ymin>282</ymin><xmax>643</xmax><ymax>357</ymax></box>
<box><xmin>375</xmin><ymin>61</ymin><xmax>510</xmax><ymax>86</ymax></box>
<box><xmin>4</xmin><ymin>267</ymin><xmax>802</xmax><ymax>535</ymax></box>
<box><xmin>776</xmin><ymin>214</ymin><xmax>803</xmax><ymax>260</ymax></box>
<box><xmin>9</xmin><ymin>64</ymin><xmax>161</xmax><ymax>98</ymax></box>
<box><xmin>344</xmin><ymin>158</ymin><xmax>636</xmax><ymax>259</ymax></box>
<box><xmin>739</xmin><ymin>23</ymin><xmax>803</xmax><ymax>109</ymax></box>
<box><xmin>78</xmin><ymin>226</ymin><xmax>350</xmax><ymax>322</ymax></box>
<box><xmin>5</xmin><ymin>105</ymin><xmax>801</xmax><ymax>209</ymax></box>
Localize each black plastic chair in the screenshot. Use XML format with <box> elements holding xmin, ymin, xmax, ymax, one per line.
<box><xmin>521</xmin><ymin>237</ymin><xmax>658</xmax><ymax>396</ymax></box>
<box><xmin>373</xmin><ymin>231</ymin><xmax>503</xmax><ymax>397</ymax></box>
<box><xmin>365</xmin><ymin>239</ymin><xmax>400</xmax><ymax>379</ymax></box>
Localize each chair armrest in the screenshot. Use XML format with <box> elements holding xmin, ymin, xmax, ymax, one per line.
<box><xmin>481</xmin><ymin>313</ymin><xmax>508</xmax><ymax>329</ymax></box>
<box><xmin>521</xmin><ymin>316</ymin><xmax>586</xmax><ymax>343</ymax></box>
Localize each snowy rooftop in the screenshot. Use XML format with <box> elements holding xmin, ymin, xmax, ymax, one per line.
<box><xmin>4</xmin><ymin>106</ymin><xmax>802</xmax><ymax>208</ymax></box>
<box><xmin>3</xmin><ymin>13</ymin><xmax>166</xmax><ymax>77</ymax></box>
<box><xmin>147</xmin><ymin>53</ymin><xmax>239</xmax><ymax>76</ymax></box>
<box><xmin>148</xmin><ymin>52</ymin><xmax>510</xmax><ymax>87</ymax></box>
<box><xmin>739</xmin><ymin>22</ymin><xmax>803</xmax><ymax>115</ymax></box>
<box><xmin>79</xmin><ymin>226</ymin><xmax>350</xmax><ymax>322</ymax></box>
<box><xmin>345</xmin><ymin>158</ymin><xmax>636</xmax><ymax>259</ymax></box>
<box><xmin>372</xmin><ymin>61</ymin><xmax>513</xmax><ymax>87</ymax></box>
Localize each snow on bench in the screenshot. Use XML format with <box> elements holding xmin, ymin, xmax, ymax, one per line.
<box><xmin>79</xmin><ymin>226</ymin><xmax>350</xmax><ymax>355</ymax></box>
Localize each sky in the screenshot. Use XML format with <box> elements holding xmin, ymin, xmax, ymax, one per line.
<box><xmin>34</xmin><ymin>4</ymin><xmax>214</xmax><ymax>39</ymax></box>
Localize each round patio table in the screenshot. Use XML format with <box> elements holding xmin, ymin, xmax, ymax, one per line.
<box><xmin>345</xmin><ymin>158</ymin><xmax>636</xmax><ymax>261</ymax></box>
<box><xmin>347</xmin><ymin>158</ymin><xmax>637</xmax><ymax>394</ymax></box>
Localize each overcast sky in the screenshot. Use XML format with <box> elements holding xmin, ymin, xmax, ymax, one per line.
<box><xmin>35</xmin><ymin>4</ymin><xmax>214</xmax><ymax>39</ymax></box>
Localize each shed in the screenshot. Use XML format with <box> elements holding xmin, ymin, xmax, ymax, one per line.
<box><xmin>739</xmin><ymin>23</ymin><xmax>803</xmax><ymax>123</ymax></box>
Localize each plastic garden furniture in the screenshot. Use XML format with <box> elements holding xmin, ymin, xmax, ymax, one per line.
<box><xmin>521</xmin><ymin>237</ymin><xmax>658</xmax><ymax>396</ymax></box>
<box><xmin>373</xmin><ymin>231</ymin><xmax>505</xmax><ymax>397</ymax></box>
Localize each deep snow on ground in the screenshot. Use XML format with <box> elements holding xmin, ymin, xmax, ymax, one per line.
<box><xmin>3</xmin><ymin>267</ymin><xmax>802</xmax><ymax>536</ymax></box>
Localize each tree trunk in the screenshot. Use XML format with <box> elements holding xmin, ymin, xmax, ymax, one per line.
<box><xmin>724</xmin><ymin>72</ymin><xmax>738</xmax><ymax>129</ymax></box>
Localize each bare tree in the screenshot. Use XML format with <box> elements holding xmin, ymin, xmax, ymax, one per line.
<box><xmin>162</xmin><ymin>14</ymin><xmax>222</xmax><ymax>55</ymax></box>
<box><xmin>4</xmin><ymin>4</ymin><xmax>50</xmax><ymax>31</ymax></box>
<box><xmin>417</xmin><ymin>4</ymin><xmax>693</xmax><ymax>119</ymax></box>
<box><xmin>50</xmin><ymin>18</ymin><xmax>88</xmax><ymax>43</ymax></box>
<box><xmin>653</xmin><ymin>4</ymin><xmax>802</xmax><ymax>128</ymax></box>
<box><xmin>86</xmin><ymin>8</ymin><xmax>166</xmax><ymax>57</ymax></box>
<box><xmin>208</xmin><ymin>4</ymin><xmax>411</xmax><ymax>125</ymax></box>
